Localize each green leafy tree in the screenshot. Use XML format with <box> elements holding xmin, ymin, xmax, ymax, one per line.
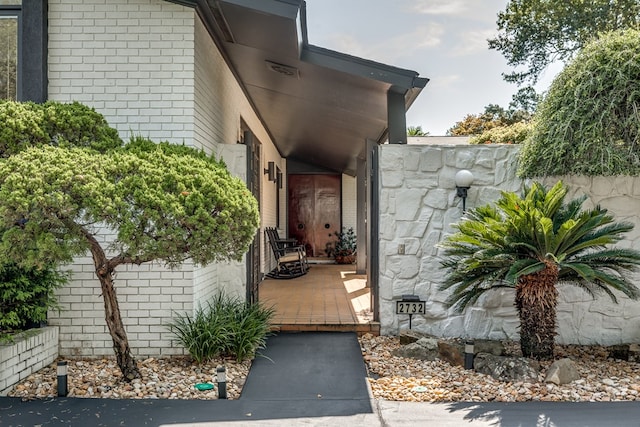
<box><xmin>407</xmin><ymin>126</ymin><xmax>429</xmax><ymax>136</ymax></box>
<box><xmin>519</xmin><ymin>29</ymin><xmax>640</xmax><ymax>177</ymax></box>
<box><xmin>488</xmin><ymin>0</ymin><xmax>640</xmax><ymax>85</ymax></box>
<box><xmin>439</xmin><ymin>181</ymin><xmax>640</xmax><ymax>360</ymax></box>
<box><xmin>509</xmin><ymin>86</ymin><xmax>542</xmax><ymax>114</ymax></box>
<box><xmin>0</xmin><ymin>141</ymin><xmax>260</xmax><ymax>380</ymax></box>
<box><xmin>447</xmin><ymin>104</ymin><xmax>530</xmax><ymax>136</ymax></box>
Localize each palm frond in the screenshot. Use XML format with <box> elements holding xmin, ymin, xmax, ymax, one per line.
<box><xmin>439</xmin><ymin>180</ymin><xmax>640</xmax><ymax>313</ymax></box>
<box><xmin>506</xmin><ymin>258</ymin><xmax>545</xmax><ymax>283</ymax></box>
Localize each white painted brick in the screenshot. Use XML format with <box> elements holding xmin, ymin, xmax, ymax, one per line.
<box><xmin>128</xmin><ymin>294</ymin><xmax>150</xmax><ymax>303</ymax></box>
<box><xmin>45</xmin><ymin>0</ymin><xmax>275</xmax><ymax>358</ymax></box>
<box><xmin>1</xmin><ymin>328</ymin><xmax>58</xmax><ymax>396</ymax></box>
<box><xmin>102</xmin><ymin>299</ymin><xmax>131</xmax><ymax>312</ymax></box>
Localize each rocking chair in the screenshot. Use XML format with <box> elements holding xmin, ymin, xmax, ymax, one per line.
<box><xmin>265</xmin><ymin>227</ymin><xmax>307</xmax><ymax>279</ymax></box>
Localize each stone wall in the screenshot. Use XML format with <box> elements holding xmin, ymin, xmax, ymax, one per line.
<box><xmin>0</xmin><ymin>327</ymin><xmax>59</xmax><ymax>396</ymax></box>
<box><xmin>378</xmin><ymin>144</ymin><xmax>640</xmax><ymax>345</ymax></box>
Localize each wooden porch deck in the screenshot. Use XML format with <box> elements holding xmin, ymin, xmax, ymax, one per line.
<box><xmin>259</xmin><ymin>264</ymin><xmax>379</xmax><ymax>335</ymax></box>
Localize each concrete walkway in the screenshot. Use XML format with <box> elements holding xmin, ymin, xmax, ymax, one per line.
<box><xmin>2</xmin><ymin>332</ymin><xmax>640</xmax><ymax>426</ymax></box>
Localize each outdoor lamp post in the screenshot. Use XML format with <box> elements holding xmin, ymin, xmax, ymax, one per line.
<box><xmin>464</xmin><ymin>340</ymin><xmax>475</xmax><ymax>370</ymax></box>
<box><xmin>57</xmin><ymin>361</ymin><xmax>68</xmax><ymax>397</ymax></box>
<box><xmin>217</xmin><ymin>365</ymin><xmax>227</xmax><ymax>399</ymax></box>
<box><xmin>455</xmin><ymin>169</ymin><xmax>474</xmax><ymax>212</ymax></box>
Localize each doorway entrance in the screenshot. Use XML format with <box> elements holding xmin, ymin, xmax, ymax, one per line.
<box><xmin>288</xmin><ymin>174</ymin><xmax>341</xmax><ymax>258</ymax></box>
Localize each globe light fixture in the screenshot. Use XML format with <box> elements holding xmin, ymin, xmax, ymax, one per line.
<box><xmin>455</xmin><ymin>169</ymin><xmax>474</xmax><ymax>212</ymax></box>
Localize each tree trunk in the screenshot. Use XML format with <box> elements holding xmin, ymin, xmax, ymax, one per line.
<box><xmin>81</xmin><ymin>227</ymin><xmax>141</xmax><ymax>381</ymax></box>
<box><xmin>515</xmin><ymin>260</ymin><xmax>559</xmax><ymax>360</ymax></box>
<box><xmin>96</xmin><ymin>265</ymin><xmax>141</xmax><ymax>381</ymax></box>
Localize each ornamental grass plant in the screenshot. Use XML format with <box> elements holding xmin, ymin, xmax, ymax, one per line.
<box><xmin>168</xmin><ymin>291</ymin><xmax>275</xmax><ymax>363</ymax></box>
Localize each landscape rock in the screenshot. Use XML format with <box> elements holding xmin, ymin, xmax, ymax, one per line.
<box><xmin>473</xmin><ymin>352</ymin><xmax>539</xmax><ymax>382</ymax></box>
<box><xmin>398</xmin><ymin>329</ymin><xmax>432</xmax><ymax>345</ymax></box>
<box><xmin>392</xmin><ymin>337</ymin><xmax>439</xmax><ymax>360</ymax></box>
<box><xmin>544</xmin><ymin>358</ymin><xmax>580</xmax><ymax>385</ymax></box>
<box><xmin>437</xmin><ymin>341</ymin><xmax>464</xmax><ymax>367</ymax></box>
<box><xmin>474</xmin><ymin>339</ymin><xmax>505</xmax><ymax>356</ymax></box>
<box><xmin>395</xmin><ymin>335</ymin><xmax>506</xmax><ymax>368</ymax></box>
<box><xmin>10</xmin><ymin>335</ymin><xmax>640</xmax><ymax>404</ymax></box>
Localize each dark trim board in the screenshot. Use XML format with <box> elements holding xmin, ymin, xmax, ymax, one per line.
<box><xmin>21</xmin><ymin>0</ymin><xmax>48</xmax><ymax>102</ymax></box>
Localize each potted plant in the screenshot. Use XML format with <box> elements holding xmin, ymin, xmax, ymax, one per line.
<box><xmin>332</xmin><ymin>227</ymin><xmax>356</xmax><ymax>264</ymax></box>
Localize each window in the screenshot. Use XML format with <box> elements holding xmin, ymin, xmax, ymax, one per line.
<box><xmin>0</xmin><ymin>14</ymin><xmax>18</xmax><ymax>100</ymax></box>
<box><xmin>0</xmin><ymin>1</ymin><xmax>46</xmax><ymax>103</ymax></box>
<box><xmin>0</xmin><ymin>1</ymin><xmax>20</xmax><ymax>101</ymax></box>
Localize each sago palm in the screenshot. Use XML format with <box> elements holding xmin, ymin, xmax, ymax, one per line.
<box><xmin>439</xmin><ymin>181</ymin><xmax>640</xmax><ymax>360</ymax></box>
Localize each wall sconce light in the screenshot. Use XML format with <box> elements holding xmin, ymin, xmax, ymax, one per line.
<box><xmin>455</xmin><ymin>169</ymin><xmax>474</xmax><ymax>212</ymax></box>
<box><xmin>276</xmin><ymin>169</ymin><xmax>283</xmax><ymax>189</ymax></box>
<box><xmin>264</xmin><ymin>161</ymin><xmax>276</xmax><ymax>182</ymax></box>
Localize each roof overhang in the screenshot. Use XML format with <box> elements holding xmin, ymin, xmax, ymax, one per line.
<box><xmin>167</xmin><ymin>0</ymin><xmax>428</xmax><ymax>175</ymax></box>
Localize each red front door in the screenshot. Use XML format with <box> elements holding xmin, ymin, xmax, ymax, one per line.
<box><xmin>288</xmin><ymin>174</ymin><xmax>341</xmax><ymax>257</ymax></box>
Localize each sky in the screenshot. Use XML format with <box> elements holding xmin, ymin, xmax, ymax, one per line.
<box><xmin>304</xmin><ymin>0</ymin><xmax>556</xmax><ymax>136</ymax></box>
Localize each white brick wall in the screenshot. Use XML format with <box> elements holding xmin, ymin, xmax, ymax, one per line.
<box><xmin>46</xmin><ymin>0</ymin><xmax>197</xmax><ymax>357</ymax></box>
<box><xmin>0</xmin><ymin>327</ymin><xmax>59</xmax><ymax>395</ymax></box>
<box><xmin>192</xmin><ymin>14</ymin><xmax>277</xmax><ymax>284</ymax></box>
<box><xmin>46</xmin><ymin>1</ymin><xmax>276</xmax><ymax>357</ymax></box>
<box><xmin>50</xmin><ymin>260</ymin><xmax>193</xmax><ymax>357</ymax></box>
<box><xmin>48</xmin><ymin>0</ymin><xmax>196</xmax><ymax>144</ymax></box>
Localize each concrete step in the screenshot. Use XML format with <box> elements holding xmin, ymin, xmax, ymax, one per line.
<box><xmin>271</xmin><ymin>322</ymin><xmax>380</xmax><ymax>336</ymax></box>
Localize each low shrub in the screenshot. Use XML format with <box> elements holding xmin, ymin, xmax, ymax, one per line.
<box><xmin>0</xmin><ymin>263</ymin><xmax>67</xmax><ymax>341</ymax></box>
<box><xmin>168</xmin><ymin>291</ymin><xmax>275</xmax><ymax>363</ymax></box>
<box><xmin>469</xmin><ymin>122</ymin><xmax>531</xmax><ymax>145</ymax></box>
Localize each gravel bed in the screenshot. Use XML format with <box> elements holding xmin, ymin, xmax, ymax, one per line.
<box><xmin>359</xmin><ymin>334</ymin><xmax>640</xmax><ymax>402</ymax></box>
<box><xmin>8</xmin><ymin>334</ymin><xmax>640</xmax><ymax>403</ymax></box>
<box><xmin>8</xmin><ymin>356</ymin><xmax>250</xmax><ymax>400</ymax></box>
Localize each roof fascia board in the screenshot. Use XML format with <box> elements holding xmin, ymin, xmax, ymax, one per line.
<box><xmin>219</xmin><ymin>0</ymin><xmax>301</xmax><ymax>20</ymax></box>
<box><xmin>301</xmin><ymin>44</ymin><xmax>428</xmax><ymax>90</ymax></box>
<box><xmin>164</xmin><ymin>0</ymin><xmax>198</xmax><ymax>7</ymax></box>
<box><xmin>164</xmin><ymin>0</ymin><xmax>301</xmax><ymax>22</ymax></box>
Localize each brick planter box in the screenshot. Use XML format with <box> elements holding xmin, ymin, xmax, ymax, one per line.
<box><xmin>0</xmin><ymin>326</ymin><xmax>59</xmax><ymax>396</ymax></box>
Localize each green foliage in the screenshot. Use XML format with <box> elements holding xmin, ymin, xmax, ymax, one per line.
<box><xmin>519</xmin><ymin>29</ymin><xmax>640</xmax><ymax>177</ymax></box>
<box><xmin>489</xmin><ymin>0</ymin><xmax>640</xmax><ymax>85</ymax></box>
<box><xmin>0</xmin><ymin>101</ymin><xmax>260</xmax><ymax>379</ymax></box>
<box><xmin>0</xmin><ymin>263</ymin><xmax>67</xmax><ymax>336</ymax></box>
<box><xmin>509</xmin><ymin>86</ymin><xmax>542</xmax><ymax>114</ymax></box>
<box><xmin>0</xmin><ymin>141</ymin><xmax>260</xmax><ymax>269</ymax></box>
<box><xmin>438</xmin><ymin>181</ymin><xmax>640</xmax><ymax>312</ymax></box>
<box><xmin>470</xmin><ymin>122</ymin><xmax>532</xmax><ymax>145</ymax></box>
<box><xmin>407</xmin><ymin>126</ymin><xmax>429</xmax><ymax>136</ymax></box>
<box><xmin>447</xmin><ymin>104</ymin><xmax>531</xmax><ymax>136</ymax></box>
<box><xmin>332</xmin><ymin>227</ymin><xmax>357</xmax><ymax>257</ymax></box>
<box><xmin>167</xmin><ymin>291</ymin><xmax>275</xmax><ymax>363</ymax></box>
<box><xmin>0</xmin><ymin>100</ymin><xmax>122</xmax><ymax>156</ymax></box>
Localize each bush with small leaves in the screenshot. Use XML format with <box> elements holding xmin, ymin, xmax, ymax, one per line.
<box><xmin>470</xmin><ymin>122</ymin><xmax>531</xmax><ymax>145</ymax></box>
<box><xmin>0</xmin><ymin>263</ymin><xmax>67</xmax><ymax>341</ymax></box>
<box><xmin>0</xmin><ymin>100</ymin><xmax>122</xmax><ymax>157</ymax></box>
<box><xmin>519</xmin><ymin>29</ymin><xmax>640</xmax><ymax>177</ymax></box>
